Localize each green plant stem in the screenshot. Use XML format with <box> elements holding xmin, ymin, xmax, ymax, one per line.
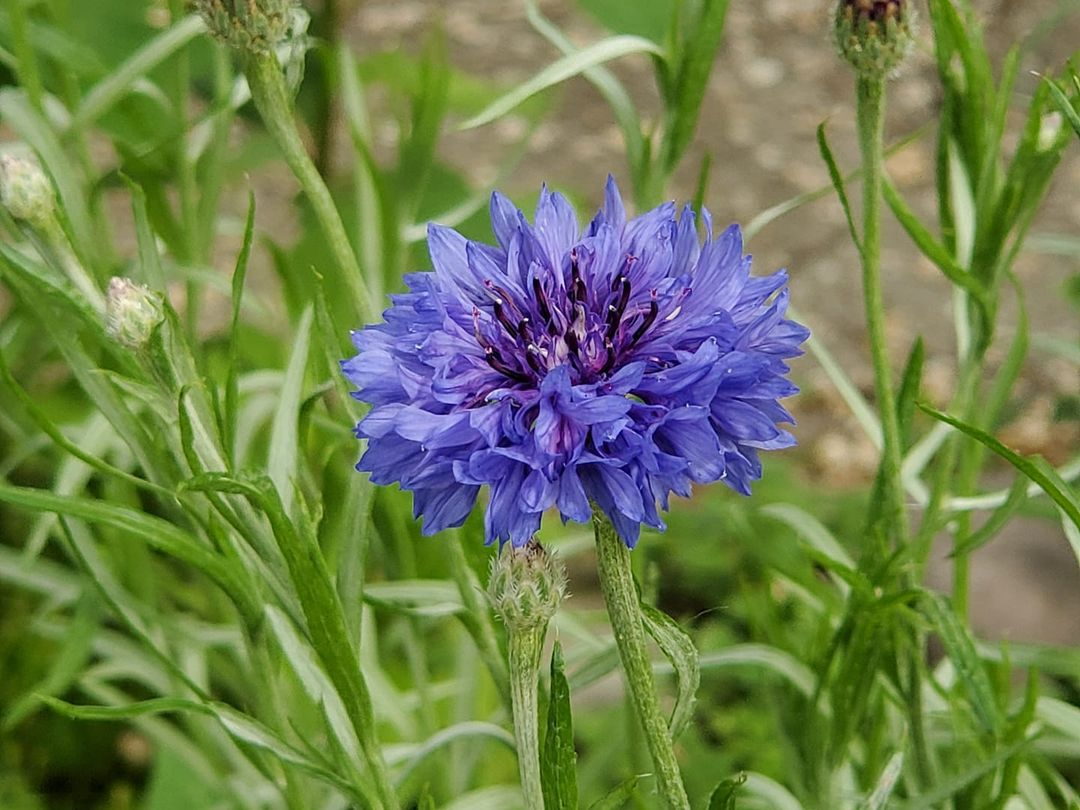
<box><xmin>593</xmin><ymin>513</ymin><xmax>690</xmax><ymax>810</ymax></box>
<box><xmin>855</xmin><ymin>75</ymin><xmax>908</xmax><ymax>546</ymax></box>
<box><xmin>243</xmin><ymin>50</ymin><xmax>376</xmax><ymax>323</ymax></box>
<box><xmin>507</xmin><ymin>623</ymin><xmax>546</xmax><ymax>810</ymax></box>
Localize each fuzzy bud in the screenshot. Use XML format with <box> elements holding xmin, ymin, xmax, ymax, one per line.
<box><xmin>488</xmin><ymin>540</ymin><xmax>567</xmax><ymax>632</ymax></box>
<box><xmin>0</xmin><ymin>150</ymin><xmax>57</xmax><ymax>231</ymax></box>
<box><xmin>835</xmin><ymin>0</ymin><xmax>915</xmax><ymax>78</ymax></box>
<box><xmin>105</xmin><ymin>278</ymin><xmax>165</xmax><ymax>349</ymax></box>
<box><xmin>194</xmin><ymin>0</ymin><xmax>297</xmax><ymax>53</ymax></box>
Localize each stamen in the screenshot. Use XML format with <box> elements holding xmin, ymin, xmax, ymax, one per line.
<box><xmin>532</xmin><ymin>277</ymin><xmax>552</xmax><ymax>323</ymax></box>
<box><xmin>630</xmin><ymin>294</ymin><xmax>659</xmax><ymax>345</ymax></box>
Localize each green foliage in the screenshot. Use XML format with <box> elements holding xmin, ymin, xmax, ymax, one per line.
<box><xmin>0</xmin><ymin>1</ymin><xmax>1078</xmax><ymax>808</ymax></box>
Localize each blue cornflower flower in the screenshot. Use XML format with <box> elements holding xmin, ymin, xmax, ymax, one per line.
<box><xmin>343</xmin><ymin>178</ymin><xmax>809</xmax><ymax>547</ymax></box>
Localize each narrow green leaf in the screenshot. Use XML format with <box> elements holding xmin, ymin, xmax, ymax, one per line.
<box><xmin>741</xmin><ymin>772</ymin><xmax>805</xmax><ymax>810</ymax></box>
<box><xmin>0</xmin><ymin>483</ymin><xmax>230</xmax><ymax>584</ymax></box>
<box><xmin>460</xmin><ymin>35</ymin><xmax>664</xmax><ymax>129</ymax></box>
<box><xmin>692</xmin><ymin>645</ymin><xmax>817</xmax><ymax>701</ymax></box>
<box><xmin>917</xmin><ymin>401</ymin><xmax>1080</xmax><ymax>533</ymax></box>
<box><xmin>43</xmin><ymin>695</ymin><xmax>366</xmax><ymax>803</ymax></box>
<box><xmin>0</xmin><ymin>349</ymin><xmax>168</xmax><ymax>497</ymax></box>
<box><xmin>268</xmin><ymin>305</ymin><xmax>313</xmax><ymax>514</ymax></box>
<box><xmin>708</xmin><ymin>773</ymin><xmax>746</xmax><ymax>809</ymax></box>
<box><xmin>862</xmin><ymin>751</ymin><xmax>904</xmax><ymax>810</ymax></box>
<box><xmin>896</xmin><ymin>337</ymin><xmax>924</xmax><ymax>450</ymax></box>
<box><xmin>587</xmin><ymin>775</ymin><xmax>642</xmax><ymax>810</ymax></box>
<box><xmin>263</xmin><ymin>605</ymin><xmax>360</xmax><ymax>762</ymax></box>
<box><xmin>225</xmin><ymin>193</ymin><xmax>256</xmax><ymax>467</ymax></box>
<box><xmin>661</xmin><ymin>0</ymin><xmax>730</xmax><ymax>172</ymax></box>
<box><xmin>640</xmin><ymin>601</ymin><xmax>699</xmax><ymax>740</ymax></box>
<box><xmin>897</xmin><ymin>739</ymin><xmax>1032</xmax><ymax>810</ymax></box>
<box><xmin>922</xmin><ymin>591</ymin><xmax>1000</xmax><ymax>733</ymax></box>
<box><xmin>1044</xmin><ymin>73</ymin><xmax>1080</xmax><ymax>140</ymax></box>
<box><xmin>817</xmin><ymin>122</ymin><xmax>862</xmax><ymax>256</ymax></box>
<box><xmin>951</xmin><ymin>474</ymin><xmax>1028</xmax><ymax>557</ymax></box>
<box><xmin>69</xmin><ymin>15</ymin><xmax>206</xmax><ymax>132</ymax></box>
<box><xmin>882</xmin><ymin>176</ymin><xmax>987</xmax><ymax>304</ymax></box>
<box><xmin>122</xmin><ymin>175</ymin><xmax>166</xmax><ymax>290</ymax></box>
<box><xmin>524</xmin><ymin>0</ymin><xmax>645</xmax><ymax>185</ymax></box>
<box><xmin>541</xmin><ymin>641</ymin><xmax>578</xmax><ymax>810</ymax></box>
<box><xmin>4</xmin><ymin>592</ymin><xmax>99</xmax><ymax>729</ymax></box>
<box><xmin>363</xmin><ymin>580</ymin><xmax>464</xmax><ymax>618</ymax></box>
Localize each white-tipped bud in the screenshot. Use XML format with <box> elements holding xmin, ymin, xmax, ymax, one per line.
<box><xmin>488</xmin><ymin>540</ymin><xmax>568</xmax><ymax>632</ymax></box>
<box><xmin>105</xmin><ymin>277</ymin><xmax>164</xmax><ymax>349</ymax></box>
<box><xmin>0</xmin><ymin>150</ymin><xmax>57</xmax><ymax>231</ymax></box>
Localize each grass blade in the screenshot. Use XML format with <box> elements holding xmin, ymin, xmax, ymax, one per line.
<box><xmin>460</xmin><ymin>35</ymin><xmax>664</xmax><ymax>129</ymax></box>
<box><xmin>917</xmin><ymin>401</ymin><xmax>1080</xmax><ymax>534</ymax></box>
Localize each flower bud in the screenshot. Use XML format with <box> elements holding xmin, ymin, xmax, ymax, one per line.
<box><xmin>105</xmin><ymin>277</ymin><xmax>164</xmax><ymax>349</ymax></box>
<box><xmin>0</xmin><ymin>150</ymin><xmax>57</xmax><ymax>231</ymax></box>
<box><xmin>835</xmin><ymin>0</ymin><xmax>915</xmax><ymax>78</ymax></box>
<box><xmin>488</xmin><ymin>540</ymin><xmax>567</xmax><ymax>633</ymax></box>
<box><xmin>195</xmin><ymin>0</ymin><xmax>297</xmax><ymax>53</ymax></box>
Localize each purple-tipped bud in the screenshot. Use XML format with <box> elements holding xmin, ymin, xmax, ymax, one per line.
<box><xmin>835</xmin><ymin>0</ymin><xmax>915</xmax><ymax>78</ymax></box>
<box><xmin>488</xmin><ymin>540</ymin><xmax>567</xmax><ymax>632</ymax></box>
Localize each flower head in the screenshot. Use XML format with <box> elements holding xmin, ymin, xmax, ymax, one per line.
<box><xmin>343</xmin><ymin>178</ymin><xmax>808</xmax><ymax>547</ymax></box>
<box><xmin>834</xmin><ymin>0</ymin><xmax>915</xmax><ymax>78</ymax></box>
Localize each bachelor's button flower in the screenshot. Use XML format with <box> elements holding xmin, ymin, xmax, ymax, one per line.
<box><xmin>343</xmin><ymin>178</ymin><xmax>809</xmax><ymax>548</ymax></box>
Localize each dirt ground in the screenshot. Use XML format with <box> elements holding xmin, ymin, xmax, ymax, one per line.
<box><xmin>349</xmin><ymin>0</ymin><xmax>1080</xmax><ymax>645</ymax></box>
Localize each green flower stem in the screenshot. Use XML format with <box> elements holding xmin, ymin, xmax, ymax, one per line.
<box><xmin>507</xmin><ymin>622</ymin><xmax>546</xmax><ymax>810</ymax></box>
<box><xmin>855</xmin><ymin>75</ymin><xmax>908</xmax><ymax>545</ymax></box>
<box><xmin>593</xmin><ymin>514</ymin><xmax>690</xmax><ymax>810</ymax></box>
<box><xmin>243</xmin><ymin>50</ymin><xmax>377</xmax><ymax>323</ymax></box>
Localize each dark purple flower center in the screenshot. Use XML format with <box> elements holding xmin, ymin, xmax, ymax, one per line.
<box><xmin>471</xmin><ymin>249</ymin><xmax>677</xmax><ymax>393</ymax></box>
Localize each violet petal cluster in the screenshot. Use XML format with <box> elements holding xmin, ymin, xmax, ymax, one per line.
<box><xmin>343</xmin><ymin>178</ymin><xmax>809</xmax><ymax>547</ymax></box>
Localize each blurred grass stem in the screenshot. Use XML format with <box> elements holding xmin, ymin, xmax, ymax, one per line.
<box><xmin>593</xmin><ymin>513</ymin><xmax>690</xmax><ymax>810</ymax></box>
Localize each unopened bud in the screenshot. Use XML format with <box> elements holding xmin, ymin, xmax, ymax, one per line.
<box><xmin>488</xmin><ymin>540</ymin><xmax>567</xmax><ymax>632</ymax></box>
<box><xmin>835</xmin><ymin>0</ymin><xmax>915</xmax><ymax>78</ymax></box>
<box><xmin>0</xmin><ymin>150</ymin><xmax>57</xmax><ymax>231</ymax></box>
<box><xmin>105</xmin><ymin>278</ymin><xmax>164</xmax><ymax>349</ymax></box>
<box><xmin>195</xmin><ymin>0</ymin><xmax>297</xmax><ymax>53</ymax></box>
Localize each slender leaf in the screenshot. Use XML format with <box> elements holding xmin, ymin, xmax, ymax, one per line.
<box><xmin>541</xmin><ymin>641</ymin><xmax>578</xmax><ymax>810</ymax></box>
<box><xmin>225</xmin><ymin>193</ymin><xmax>256</xmax><ymax>467</ymax></box>
<box><xmin>917</xmin><ymin>401</ymin><xmax>1080</xmax><ymax>533</ymax></box>
<box><xmin>587</xmin><ymin>775</ymin><xmax>643</xmax><ymax>810</ymax></box>
<box><xmin>460</xmin><ymin>36</ymin><xmax>664</xmax><ymax>129</ymax></box>
<box><xmin>708</xmin><ymin>773</ymin><xmax>746</xmax><ymax>809</ymax></box>
<box><xmin>817</xmin><ymin>122</ymin><xmax>862</xmax><ymax>256</ymax></box>
<box><xmin>640</xmin><ymin>600</ymin><xmax>699</xmax><ymax>739</ymax></box>
<box><xmin>69</xmin><ymin>15</ymin><xmax>206</xmax><ymax>132</ymax></box>
<box><xmin>268</xmin><ymin>306</ymin><xmax>312</xmax><ymax>514</ymax></box>
<box><xmin>923</xmin><ymin>591</ymin><xmax>1000</xmax><ymax>733</ymax></box>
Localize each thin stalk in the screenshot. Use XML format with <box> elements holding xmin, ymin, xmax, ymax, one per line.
<box><xmin>507</xmin><ymin>623</ymin><xmax>546</xmax><ymax>810</ymax></box>
<box><xmin>593</xmin><ymin>513</ymin><xmax>690</xmax><ymax>810</ymax></box>
<box><xmin>243</xmin><ymin>50</ymin><xmax>377</xmax><ymax>323</ymax></box>
<box><xmin>855</xmin><ymin>75</ymin><xmax>908</xmax><ymax>546</ymax></box>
